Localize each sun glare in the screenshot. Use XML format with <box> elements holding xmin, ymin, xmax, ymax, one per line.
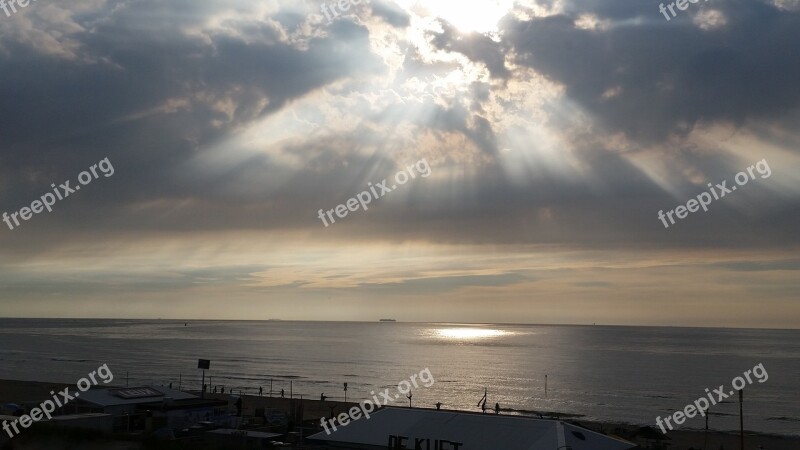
<box><xmin>436</xmin><ymin>327</ymin><xmax>508</xmax><ymax>339</ymax></box>
<box><xmin>399</xmin><ymin>0</ymin><xmax>515</xmax><ymax>33</ymax></box>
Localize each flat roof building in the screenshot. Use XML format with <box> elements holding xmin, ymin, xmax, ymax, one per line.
<box><xmin>308</xmin><ymin>407</ymin><xmax>637</xmax><ymax>450</ymax></box>
<box><xmin>70</xmin><ymin>386</ymin><xmax>229</xmax><ymax>432</ymax></box>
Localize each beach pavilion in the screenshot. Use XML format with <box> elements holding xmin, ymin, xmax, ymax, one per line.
<box><xmin>307</xmin><ymin>406</ymin><xmax>638</xmax><ymax>450</ymax></box>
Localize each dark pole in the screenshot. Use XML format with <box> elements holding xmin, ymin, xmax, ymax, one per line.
<box><xmin>545</xmin><ymin>374</ymin><xmax>548</xmax><ymax>398</ymax></box>
<box><xmin>201</xmin><ymin>369</ymin><xmax>205</xmax><ymax>399</ymax></box>
<box><xmin>739</xmin><ymin>389</ymin><xmax>744</xmax><ymax>450</ymax></box>
<box><xmin>290</xmin><ymin>380</ymin><xmax>294</xmax><ymax>423</ymax></box>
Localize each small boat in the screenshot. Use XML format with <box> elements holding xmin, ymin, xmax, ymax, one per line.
<box><xmin>379</xmin><ymin>319</ymin><xmax>397</xmax><ymax>322</ymax></box>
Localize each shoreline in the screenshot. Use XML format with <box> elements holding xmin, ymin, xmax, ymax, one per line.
<box><xmin>2</xmin><ymin>378</ymin><xmax>798</xmax><ymax>449</ymax></box>
<box><xmin>152</xmin><ymin>388</ymin><xmax>800</xmax><ymax>447</ymax></box>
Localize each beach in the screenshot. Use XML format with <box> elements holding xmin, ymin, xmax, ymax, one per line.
<box><xmin>2</xmin><ymin>378</ymin><xmax>799</xmax><ymax>449</ymax></box>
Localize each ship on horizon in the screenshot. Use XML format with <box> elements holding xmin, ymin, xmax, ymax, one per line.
<box><xmin>379</xmin><ymin>319</ymin><xmax>397</xmax><ymax>322</ymax></box>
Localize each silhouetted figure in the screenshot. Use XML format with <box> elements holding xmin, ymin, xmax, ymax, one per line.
<box><xmin>259</xmin><ymin>386</ymin><xmax>263</xmax><ymax>396</ymax></box>
<box><xmin>281</xmin><ymin>389</ymin><xmax>285</xmax><ymax>398</ymax></box>
<box><xmin>321</xmin><ymin>393</ymin><xmax>327</xmax><ymax>401</ymax></box>
<box><xmin>495</xmin><ymin>403</ymin><xmax>500</xmax><ymax>414</ymax></box>
<box><xmin>213</xmin><ymin>386</ymin><xmax>217</xmax><ymax>393</ymax></box>
<box><xmin>436</xmin><ymin>402</ymin><xmax>442</xmax><ymax>410</ymax></box>
<box><xmin>221</xmin><ymin>386</ymin><xmax>225</xmax><ymax>394</ymax></box>
<box><xmin>478</xmin><ymin>388</ymin><xmax>487</xmax><ymax>413</ymax></box>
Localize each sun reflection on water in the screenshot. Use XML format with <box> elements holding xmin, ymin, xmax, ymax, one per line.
<box><xmin>435</xmin><ymin>327</ymin><xmax>509</xmax><ymax>340</ymax></box>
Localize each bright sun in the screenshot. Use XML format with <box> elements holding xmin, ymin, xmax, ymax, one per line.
<box><xmin>399</xmin><ymin>0</ymin><xmax>515</xmax><ymax>33</ymax></box>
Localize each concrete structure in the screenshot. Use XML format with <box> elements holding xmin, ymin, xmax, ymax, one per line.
<box><xmin>69</xmin><ymin>386</ymin><xmax>229</xmax><ymax>432</ymax></box>
<box><xmin>1</xmin><ymin>412</ymin><xmax>113</xmax><ymax>439</ymax></box>
<box><xmin>308</xmin><ymin>407</ymin><xmax>637</xmax><ymax>450</ymax></box>
<box><xmin>46</xmin><ymin>413</ymin><xmax>114</xmax><ymax>433</ymax></box>
<box><xmin>205</xmin><ymin>428</ymin><xmax>284</xmax><ymax>447</ymax></box>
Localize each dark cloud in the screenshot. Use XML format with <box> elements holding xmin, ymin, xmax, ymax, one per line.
<box><xmin>0</xmin><ymin>0</ymin><xmax>384</xmax><ymax>248</ymax></box>
<box><xmin>500</xmin><ymin>0</ymin><xmax>800</xmax><ymax>141</ymax></box>
<box><xmin>0</xmin><ymin>0</ymin><xmax>798</xmax><ymax>257</ymax></box>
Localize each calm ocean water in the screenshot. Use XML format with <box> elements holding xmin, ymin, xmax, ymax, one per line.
<box><xmin>0</xmin><ymin>319</ymin><xmax>797</xmax><ymax>435</ymax></box>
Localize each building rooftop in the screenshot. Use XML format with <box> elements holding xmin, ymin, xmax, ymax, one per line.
<box><xmin>47</xmin><ymin>413</ymin><xmax>113</xmax><ymax>421</ymax></box>
<box><xmin>308</xmin><ymin>407</ymin><xmax>637</xmax><ymax>450</ymax></box>
<box><xmin>207</xmin><ymin>429</ymin><xmax>283</xmax><ymax>439</ymax></box>
<box><xmin>76</xmin><ymin>386</ymin><xmax>197</xmax><ymax>408</ymax></box>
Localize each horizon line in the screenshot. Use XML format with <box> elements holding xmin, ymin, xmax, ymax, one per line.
<box><xmin>0</xmin><ymin>316</ymin><xmax>797</xmax><ymax>331</ymax></box>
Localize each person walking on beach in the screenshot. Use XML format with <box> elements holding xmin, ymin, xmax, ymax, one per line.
<box><xmin>281</xmin><ymin>389</ymin><xmax>285</xmax><ymax>398</ymax></box>
<box><xmin>320</xmin><ymin>393</ymin><xmax>327</xmax><ymax>401</ymax></box>
<box><xmin>495</xmin><ymin>402</ymin><xmax>500</xmax><ymax>414</ymax></box>
<box><xmin>259</xmin><ymin>386</ymin><xmax>263</xmax><ymax>396</ymax></box>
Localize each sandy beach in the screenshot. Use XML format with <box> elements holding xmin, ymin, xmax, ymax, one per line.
<box><xmin>575</xmin><ymin>420</ymin><xmax>800</xmax><ymax>450</ymax></box>
<box><xmin>187</xmin><ymin>389</ymin><xmax>800</xmax><ymax>449</ymax></box>
<box><xmin>2</xmin><ymin>378</ymin><xmax>798</xmax><ymax>449</ymax></box>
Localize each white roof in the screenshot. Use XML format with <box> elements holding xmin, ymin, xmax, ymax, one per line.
<box><xmin>75</xmin><ymin>386</ymin><xmax>197</xmax><ymax>407</ymax></box>
<box><xmin>309</xmin><ymin>407</ymin><xmax>636</xmax><ymax>450</ymax></box>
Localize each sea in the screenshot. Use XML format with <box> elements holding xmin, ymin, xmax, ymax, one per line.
<box><xmin>0</xmin><ymin>319</ymin><xmax>797</xmax><ymax>435</ymax></box>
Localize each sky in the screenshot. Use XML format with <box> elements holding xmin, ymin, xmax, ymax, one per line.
<box><xmin>0</xmin><ymin>0</ymin><xmax>799</xmax><ymax>328</ymax></box>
